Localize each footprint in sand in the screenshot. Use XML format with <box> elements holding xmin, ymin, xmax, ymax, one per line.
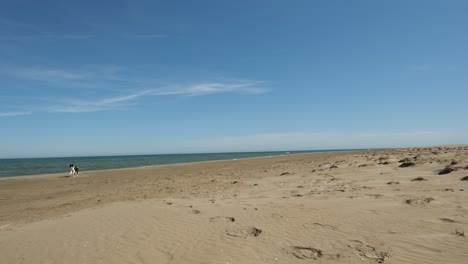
<box><xmin>209</xmin><ymin>216</ymin><xmax>235</xmax><ymax>223</ymax></box>
<box><xmin>225</xmin><ymin>226</ymin><xmax>262</xmax><ymax>238</ymax></box>
<box><xmin>404</xmin><ymin>197</ymin><xmax>434</xmax><ymax>206</ymax></box>
<box><xmin>365</xmin><ymin>194</ymin><xmax>384</xmax><ymax>199</ymax></box>
<box><xmin>347</xmin><ymin>240</ymin><xmax>390</xmax><ymax>263</ymax></box>
<box><xmin>284</xmin><ymin>246</ymin><xmax>323</xmax><ymax>260</ymax></box>
<box><xmin>439</xmin><ymin>218</ymin><xmax>458</xmax><ymax>223</ymax></box>
<box><xmin>454</xmin><ymin>228</ymin><xmax>465</xmax><ymax>237</ymax></box>
<box><xmin>303</xmin><ymin>222</ymin><xmax>336</xmax><ymax>230</ymax></box>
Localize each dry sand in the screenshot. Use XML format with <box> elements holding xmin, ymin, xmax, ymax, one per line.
<box><xmin>1</xmin><ymin>146</ymin><xmax>468</xmax><ymax>263</ymax></box>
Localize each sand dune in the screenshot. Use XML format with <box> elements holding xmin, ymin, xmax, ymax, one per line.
<box><xmin>1</xmin><ymin>146</ymin><xmax>468</xmax><ymax>263</ymax></box>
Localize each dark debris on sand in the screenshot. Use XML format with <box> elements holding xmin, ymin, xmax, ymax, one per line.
<box><xmin>411</xmin><ymin>177</ymin><xmax>427</xmax><ymax>181</ymax></box>
<box><xmin>438</xmin><ymin>166</ymin><xmax>455</xmax><ymax>175</ymax></box>
<box><xmin>399</xmin><ymin>162</ymin><xmax>415</xmax><ymax>168</ymax></box>
<box><xmin>405</xmin><ymin>197</ymin><xmax>434</xmax><ymax>205</ymax></box>
<box><xmin>455</xmin><ymin>228</ymin><xmax>465</xmax><ymax>237</ymax></box>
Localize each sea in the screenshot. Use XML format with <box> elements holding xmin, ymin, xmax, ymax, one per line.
<box><xmin>0</xmin><ymin>149</ymin><xmax>357</xmax><ymax>178</ymax></box>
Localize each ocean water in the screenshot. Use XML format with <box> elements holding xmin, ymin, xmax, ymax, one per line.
<box><xmin>0</xmin><ymin>149</ymin><xmax>354</xmax><ymax>178</ymax></box>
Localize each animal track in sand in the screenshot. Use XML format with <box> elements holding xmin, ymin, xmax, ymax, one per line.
<box><xmin>284</xmin><ymin>246</ymin><xmax>323</xmax><ymax>260</ymax></box>
<box><xmin>404</xmin><ymin>197</ymin><xmax>434</xmax><ymax>206</ymax></box>
<box><xmin>209</xmin><ymin>216</ymin><xmax>235</xmax><ymax>223</ymax></box>
<box><xmin>365</xmin><ymin>194</ymin><xmax>384</xmax><ymax>199</ymax></box>
<box><xmin>439</xmin><ymin>218</ymin><xmax>458</xmax><ymax>223</ymax></box>
<box><xmin>225</xmin><ymin>226</ymin><xmax>262</xmax><ymax>238</ymax></box>
<box><xmin>454</xmin><ymin>228</ymin><xmax>465</xmax><ymax>237</ymax></box>
<box><xmin>347</xmin><ymin>240</ymin><xmax>390</xmax><ymax>263</ymax></box>
<box><xmin>303</xmin><ymin>222</ymin><xmax>336</xmax><ymax>230</ymax></box>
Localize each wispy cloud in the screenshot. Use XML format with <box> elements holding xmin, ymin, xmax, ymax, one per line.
<box><xmin>0</xmin><ymin>111</ymin><xmax>32</xmax><ymax>117</ymax></box>
<box><xmin>0</xmin><ymin>18</ymin><xmax>166</xmax><ymax>41</ymax></box>
<box><xmin>0</xmin><ymin>65</ymin><xmax>131</xmax><ymax>88</ymax></box>
<box><xmin>357</xmin><ymin>131</ymin><xmax>437</xmax><ymax>137</ymax></box>
<box><xmin>0</xmin><ymin>18</ymin><xmax>42</xmax><ymax>32</ymax></box>
<box><xmin>153</xmin><ymin>82</ymin><xmax>269</xmax><ymax>96</ymax></box>
<box><xmin>0</xmin><ymin>34</ymin><xmax>93</xmax><ymax>40</ymax></box>
<box><xmin>47</xmin><ymin>82</ymin><xmax>269</xmax><ymax>113</ymax></box>
<box><xmin>3</xmin><ymin>67</ymin><xmax>86</xmax><ymax>81</ymax></box>
<box><xmin>0</xmin><ymin>34</ymin><xmax>171</xmax><ymax>41</ymax></box>
<box><xmin>0</xmin><ymin>18</ymin><xmax>93</xmax><ymax>40</ymax></box>
<box><xmin>127</xmin><ymin>34</ymin><xmax>167</xmax><ymax>39</ymax></box>
<box><xmin>1</xmin><ymin>65</ymin><xmax>269</xmax><ymax>113</ymax></box>
<box><xmin>47</xmin><ymin>90</ymin><xmax>153</xmax><ymax>113</ymax></box>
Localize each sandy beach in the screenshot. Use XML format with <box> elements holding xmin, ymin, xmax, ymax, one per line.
<box><xmin>1</xmin><ymin>146</ymin><xmax>467</xmax><ymax>263</ymax></box>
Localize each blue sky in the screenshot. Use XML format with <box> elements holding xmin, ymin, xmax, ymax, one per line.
<box><xmin>1</xmin><ymin>0</ymin><xmax>467</xmax><ymax>158</ymax></box>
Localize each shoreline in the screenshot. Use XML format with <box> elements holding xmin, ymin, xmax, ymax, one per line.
<box><xmin>0</xmin><ymin>148</ymin><xmax>371</xmax><ymax>180</ymax></box>
<box><xmin>2</xmin><ymin>144</ymin><xmax>464</xmax><ymax>179</ymax></box>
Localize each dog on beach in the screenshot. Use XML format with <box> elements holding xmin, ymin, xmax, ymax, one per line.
<box><xmin>69</xmin><ymin>164</ymin><xmax>79</xmax><ymax>177</ymax></box>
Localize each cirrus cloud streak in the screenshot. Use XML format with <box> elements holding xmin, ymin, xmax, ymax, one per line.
<box><xmin>46</xmin><ymin>81</ymin><xmax>269</xmax><ymax>113</ymax></box>
<box><xmin>0</xmin><ymin>111</ymin><xmax>32</xmax><ymax>117</ymax></box>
